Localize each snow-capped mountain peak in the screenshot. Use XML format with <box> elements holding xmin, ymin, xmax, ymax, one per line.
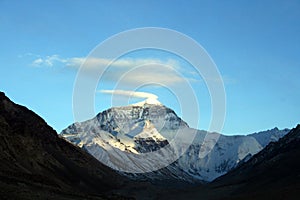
<box><xmin>61</xmin><ymin>102</ymin><xmax>290</xmax><ymax>182</ymax></box>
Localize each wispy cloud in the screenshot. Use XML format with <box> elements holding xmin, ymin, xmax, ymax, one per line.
<box><xmin>28</xmin><ymin>54</ymin><xmax>197</xmax><ymax>85</ymax></box>
<box><xmin>100</xmin><ymin>90</ymin><xmax>161</xmax><ymax>105</ymax></box>
<box><xmin>100</xmin><ymin>90</ymin><xmax>158</xmax><ymax>100</ymax></box>
<box><xmin>30</xmin><ymin>55</ymin><xmax>179</xmax><ymax>69</ymax></box>
<box><xmin>31</xmin><ymin>54</ymin><xmax>67</xmax><ymax>67</ymax></box>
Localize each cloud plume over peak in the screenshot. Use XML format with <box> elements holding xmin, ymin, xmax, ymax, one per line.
<box><xmin>100</xmin><ymin>90</ymin><xmax>161</xmax><ymax>105</ymax></box>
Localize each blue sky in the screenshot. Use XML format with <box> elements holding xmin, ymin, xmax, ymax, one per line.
<box><xmin>0</xmin><ymin>0</ymin><xmax>299</xmax><ymax>135</ymax></box>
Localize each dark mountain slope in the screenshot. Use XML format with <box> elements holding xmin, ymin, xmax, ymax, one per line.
<box><xmin>0</xmin><ymin>92</ymin><xmax>130</xmax><ymax>199</ymax></box>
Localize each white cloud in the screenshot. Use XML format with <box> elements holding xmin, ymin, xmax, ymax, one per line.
<box><xmin>29</xmin><ymin>54</ymin><xmax>200</xmax><ymax>85</ymax></box>
<box><xmin>100</xmin><ymin>90</ymin><xmax>161</xmax><ymax>105</ymax></box>
<box><xmin>31</xmin><ymin>55</ymin><xmax>66</xmax><ymax>67</ymax></box>
<box><xmin>32</xmin><ymin>58</ymin><xmax>44</xmax><ymax>66</ymax></box>
<box><xmin>65</xmin><ymin>57</ymin><xmax>180</xmax><ymax>69</ymax></box>
<box><xmin>100</xmin><ymin>89</ymin><xmax>158</xmax><ymax>99</ymax></box>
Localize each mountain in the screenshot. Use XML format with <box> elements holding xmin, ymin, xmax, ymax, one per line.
<box><xmin>1</xmin><ymin>91</ymin><xmax>297</xmax><ymax>200</ymax></box>
<box><xmin>212</xmin><ymin>124</ymin><xmax>300</xmax><ymax>199</ymax></box>
<box><xmin>0</xmin><ymin>92</ymin><xmax>130</xmax><ymax>199</ymax></box>
<box><xmin>161</xmin><ymin>125</ymin><xmax>300</xmax><ymax>200</ymax></box>
<box><xmin>61</xmin><ymin>100</ymin><xmax>289</xmax><ymax>183</ymax></box>
<box><xmin>62</xmin><ymin>102</ymin><xmax>196</xmax><ymax>183</ymax></box>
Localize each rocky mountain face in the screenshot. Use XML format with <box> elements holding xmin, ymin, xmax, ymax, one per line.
<box><xmin>61</xmin><ymin>101</ymin><xmax>289</xmax><ymax>183</ymax></box>
<box><xmin>62</xmin><ymin>104</ymin><xmax>196</xmax><ymax>182</ymax></box>
<box><xmin>0</xmin><ymin>92</ymin><xmax>129</xmax><ymax>200</ymax></box>
<box><xmin>211</xmin><ymin>124</ymin><xmax>300</xmax><ymax>199</ymax></box>
<box><xmin>161</xmin><ymin>125</ymin><xmax>300</xmax><ymax>200</ymax></box>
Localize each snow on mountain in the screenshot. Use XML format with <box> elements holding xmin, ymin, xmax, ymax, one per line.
<box><xmin>61</xmin><ymin>102</ymin><xmax>290</xmax><ymax>182</ymax></box>
<box><xmin>176</xmin><ymin>133</ymin><xmax>263</xmax><ymax>181</ymax></box>
<box><xmin>249</xmin><ymin>127</ymin><xmax>290</xmax><ymax>146</ymax></box>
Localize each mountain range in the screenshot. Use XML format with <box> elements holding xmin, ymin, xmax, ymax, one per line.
<box><xmin>160</xmin><ymin>124</ymin><xmax>300</xmax><ymax>200</ymax></box>
<box><xmin>61</xmin><ymin>101</ymin><xmax>289</xmax><ymax>183</ymax></box>
<box><xmin>0</xmin><ymin>91</ymin><xmax>299</xmax><ymax>199</ymax></box>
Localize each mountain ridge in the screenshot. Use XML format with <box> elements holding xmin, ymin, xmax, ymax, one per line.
<box><xmin>0</xmin><ymin>92</ymin><xmax>130</xmax><ymax>199</ymax></box>
<box><xmin>160</xmin><ymin>124</ymin><xmax>300</xmax><ymax>200</ymax></box>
